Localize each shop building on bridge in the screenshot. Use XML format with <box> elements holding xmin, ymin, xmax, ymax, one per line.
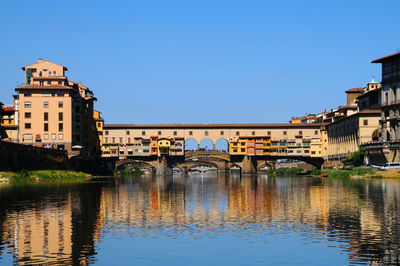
<box><xmin>101</xmin><ymin>123</ymin><xmax>327</xmax><ymax>159</ymax></box>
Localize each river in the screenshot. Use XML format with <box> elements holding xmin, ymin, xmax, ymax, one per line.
<box><xmin>0</xmin><ymin>173</ymin><xmax>399</xmax><ymax>265</ymax></box>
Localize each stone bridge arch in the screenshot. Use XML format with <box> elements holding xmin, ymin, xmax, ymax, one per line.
<box><xmin>115</xmin><ymin>159</ymin><xmax>157</xmax><ymax>174</ymax></box>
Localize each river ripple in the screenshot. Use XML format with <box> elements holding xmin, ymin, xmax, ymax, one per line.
<box><xmin>0</xmin><ymin>173</ymin><xmax>400</xmax><ymax>265</ymax></box>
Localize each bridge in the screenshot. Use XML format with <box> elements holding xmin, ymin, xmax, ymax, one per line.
<box><xmin>114</xmin><ymin>150</ymin><xmax>324</xmax><ymax>176</ymax></box>
<box><xmin>105</xmin><ymin>123</ymin><xmax>327</xmax><ymax>175</ymax></box>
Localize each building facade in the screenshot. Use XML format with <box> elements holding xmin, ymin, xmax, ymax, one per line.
<box><xmin>15</xmin><ymin>58</ymin><xmax>100</xmax><ymax>157</ymax></box>
<box><xmin>102</xmin><ymin>124</ymin><xmax>325</xmax><ymax>159</ymax></box>
<box><xmin>326</xmin><ymin>110</ymin><xmax>380</xmax><ymax>159</ymax></box>
<box><xmin>372</xmin><ymin>52</ymin><xmax>400</xmax><ymax>141</ymax></box>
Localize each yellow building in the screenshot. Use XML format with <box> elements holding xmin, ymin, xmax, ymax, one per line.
<box><xmin>326</xmin><ymin>110</ymin><xmax>380</xmax><ymax>159</ymax></box>
<box><xmin>158</xmin><ymin>138</ymin><xmax>171</xmax><ymax>156</ymax></box>
<box><xmin>93</xmin><ymin>110</ymin><xmax>104</xmax><ymax>153</ymax></box>
<box><xmin>229</xmin><ymin>136</ymin><xmax>271</xmax><ymax>156</ymax></box>
<box><xmin>230</xmin><ymin>138</ymin><xmax>247</xmax><ymax>155</ymax></box>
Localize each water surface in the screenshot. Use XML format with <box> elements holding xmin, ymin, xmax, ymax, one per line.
<box><xmin>1</xmin><ymin>173</ymin><xmax>400</xmax><ymax>265</ymax></box>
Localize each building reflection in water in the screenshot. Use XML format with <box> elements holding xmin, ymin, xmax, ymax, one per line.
<box><xmin>1</xmin><ymin>174</ymin><xmax>400</xmax><ymax>264</ymax></box>
<box><xmin>0</xmin><ymin>182</ymin><xmax>105</xmax><ymax>265</ymax></box>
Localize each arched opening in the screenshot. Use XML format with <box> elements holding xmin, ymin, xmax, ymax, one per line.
<box><xmin>199</xmin><ymin>138</ymin><xmax>214</xmax><ymax>151</ymax></box>
<box><xmin>215</xmin><ymin>138</ymin><xmax>229</xmax><ymax>152</ymax></box>
<box><xmin>117</xmin><ymin>160</ymin><xmax>155</xmax><ymax>174</ymax></box>
<box><xmin>372</xmin><ymin>129</ymin><xmax>380</xmax><ymax>141</ymax></box>
<box><xmin>188</xmin><ymin>162</ymin><xmax>218</xmax><ymax>174</ymax></box>
<box><xmin>185</xmin><ymin>138</ymin><xmax>198</xmax><ymax>151</ymax></box>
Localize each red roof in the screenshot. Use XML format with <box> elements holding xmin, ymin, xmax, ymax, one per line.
<box><xmin>345</xmin><ymin>87</ymin><xmax>363</xmax><ymax>93</ymax></box>
<box><xmin>372</xmin><ymin>51</ymin><xmax>400</xmax><ymax>63</ymax></box>
<box><xmin>2</xmin><ymin>106</ymin><xmax>14</xmax><ymax>111</ymax></box>
<box><xmin>32</xmin><ymin>76</ymin><xmax>67</xmax><ymax>80</ymax></box>
<box><xmin>15</xmin><ymin>85</ymin><xmax>73</xmax><ymax>90</ymax></box>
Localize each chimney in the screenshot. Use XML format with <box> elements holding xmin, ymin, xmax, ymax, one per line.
<box><xmin>38</xmin><ymin>58</ymin><xmax>43</xmax><ymax>62</ymax></box>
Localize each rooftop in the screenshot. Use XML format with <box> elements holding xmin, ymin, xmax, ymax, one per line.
<box><xmin>345</xmin><ymin>87</ymin><xmax>364</xmax><ymax>93</ymax></box>
<box><xmin>15</xmin><ymin>85</ymin><xmax>73</xmax><ymax>90</ymax></box>
<box><xmin>104</xmin><ymin>123</ymin><xmax>327</xmax><ymax>129</ymax></box>
<box><xmin>372</xmin><ymin>51</ymin><xmax>400</xmax><ymax>63</ymax></box>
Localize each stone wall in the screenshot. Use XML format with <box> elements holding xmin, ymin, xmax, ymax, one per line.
<box><xmin>0</xmin><ymin>141</ymin><xmax>68</xmax><ymax>171</ymax></box>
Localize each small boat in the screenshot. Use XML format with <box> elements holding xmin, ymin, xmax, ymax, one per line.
<box><xmin>320</xmin><ymin>173</ymin><xmax>328</xmax><ymax>178</ymax></box>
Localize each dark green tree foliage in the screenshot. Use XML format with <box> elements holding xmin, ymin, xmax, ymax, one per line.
<box><xmin>341</xmin><ymin>146</ymin><xmax>366</xmax><ymax>167</ymax></box>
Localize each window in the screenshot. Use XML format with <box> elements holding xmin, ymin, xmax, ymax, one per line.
<box><xmin>44</xmin><ymin>134</ymin><xmax>49</xmax><ymax>140</ymax></box>
<box><xmin>236</xmin><ymin>131</ymin><xmax>240</xmax><ymax>136</ymax></box>
<box><xmin>252</xmin><ymin>131</ymin><xmax>255</xmax><ymax>136</ymax></box>
<box><xmin>59</xmin><ymin>112</ymin><xmax>63</xmax><ymax>121</ymax></box>
<box><xmin>128</xmin><ymin>138</ymin><xmax>131</xmax><ymax>143</ymax></box>
<box><xmin>58</xmin><ymin>101</ymin><xmax>63</xmax><ymax>108</ymax></box>
<box><xmin>58</xmin><ymin>81</ymin><xmax>62</xmax><ymax>85</ymax></box>
<box><xmin>205</xmin><ymin>131</ymin><xmax>208</xmax><ymax>136</ymax></box>
<box><xmin>59</xmin><ymin>123</ymin><xmax>63</xmax><ymax>132</ymax></box>
<box><xmin>283</xmin><ymin>131</ymin><xmax>287</xmax><ymax>135</ymax></box>
<box><xmin>142</xmin><ymin>131</ymin><xmax>146</xmax><ymax>136</ymax></box>
<box><xmin>267</xmin><ymin>131</ymin><xmax>271</xmax><ymax>136</ymax></box>
<box><xmin>112</xmin><ymin>137</ymin><xmax>115</xmax><ymax>143</ymax></box>
<box><xmin>44</xmin><ymin>112</ymin><xmax>48</xmax><ymax>121</ymax></box>
<box><xmin>158</xmin><ymin>131</ymin><xmax>161</xmax><ymax>136</ymax></box>
<box><xmin>241</xmin><ymin>148</ymin><xmax>246</xmax><ymax>152</ymax></box>
<box><xmin>233</xmin><ymin>149</ymin><xmax>238</xmax><ymax>152</ymax></box>
<box><xmin>363</xmin><ymin>119</ymin><xmax>368</xmax><ymax>126</ymax></box>
<box><xmin>119</xmin><ymin>137</ymin><xmax>123</xmax><ymax>143</ymax></box>
<box><xmin>105</xmin><ymin>137</ymin><xmax>108</xmax><ymax>143</ymax></box>
<box><xmin>220</xmin><ymin>131</ymin><xmax>224</xmax><ymax>136</ymax></box>
<box><xmin>51</xmin><ymin>133</ymin><xmax>56</xmax><ymax>140</ymax></box>
<box><xmin>57</xmin><ymin>92</ymin><xmax>64</xmax><ymax>97</ymax></box>
<box><xmin>39</xmin><ymin>81</ymin><xmax>44</xmax><ymax>86</ymax></box>
<box><xmin>25</xmin><ymin>112</ymin><xmax>31</xmax><ymax>118</ymax></box>
<box><xmin>44</xmin><ymin>101</ymin><xmax>49</xmax><ymax>108</ymax></box>
<box><xmin>126</xmin><ymin>131</ymin><xmax>130</xmax><ymax>135</ymax></box>
<box><xmin>189</xmin><ymin>131</ymin><xmax>193</xmax><ymax>136</ymax></box>
<box><xmin>47</xmin><ymin>81</ymin><xmax>51</xmax><ymax>85</ymax></box>
<box><xmin>314</xmin><ymin>130</ymin><xmax>318</xmax><ymax>135</ymax></box>
<box><xmin>59</xmin><ymin>133</ymin><xmax>63</xmax><ymax>140</ymax></box>
<box><xmin>24</xmin><ymin>101</ymin><xmax>31</xmax><ymax>108</ymax></box>
<box><xmin>24</xmin><ymin>92</ymin><xmax>31</xmax><ymax>97</ymax></box>
<box><xmin>105</xmin><ymin>130</ymin><xmax>109</xmax><ymax>135</ymax></box>
<box><xmin>44</xmin><ymin>123</ymin><xmax>48</xmax><ymax>131</ymax></box>
<box><xmin>298</xmin><ymin>131</ymin><xmax>302</xmax><ymax>135</ymax></box>
<box><xmin>174</xmin><ymin>131</ymin><xmax>177</xmax><ymax>136</ymax></box>
<box><xmin>25</xmin><ymin>123</ymin><xmax>31</xmax><ymax>129</ymax></box>
<box><xmin>23</xmin><ymin>134</ymin><xmax>33</xmax><ymax>140</ymax></box>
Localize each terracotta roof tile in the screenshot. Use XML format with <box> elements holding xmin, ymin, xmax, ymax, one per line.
<box><xmin>15</xmin><ymin>85</ymin><xmax>73</xmax><ymax>90</ymax></box>
<box><xmin>372</xmin><ymin>51</ymin><xmax>400</xmax><ymax>63</ymax></box>
<box><xmin>345</xmin><ymin>87</ymin><xmax>364</xmax><ymax>93</ymax></box>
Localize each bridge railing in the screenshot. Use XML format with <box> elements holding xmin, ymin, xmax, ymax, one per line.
<box><xmin>185</xmin><ymin>151</ymin><xmax>229</xmax><ymax>157</ymax></box>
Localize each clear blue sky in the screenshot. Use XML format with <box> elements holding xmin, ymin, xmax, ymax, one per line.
<box><xmin>1</xmin><ymin>0</ymin><xmax>399</xmax><ymax>124</ymax></box>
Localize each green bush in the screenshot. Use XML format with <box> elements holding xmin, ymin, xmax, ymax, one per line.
<box><xmin>120</xmin><ymin>167</ymin><xmax>144</xmax><ymax>175</ymax></box>
<box><xmin>275</xmin><ymin>167</ymin><xmax>302</xmax><ymax>176</ymax></box>
<box><xmin>311</xmin><ymin>169</ymin><xmax>323</xmax><ymax>176</ymax></box>
<box><xmin>342</xmin><ymin>146</ymin><xmax>366</xmax><ymax>167</ymax></box>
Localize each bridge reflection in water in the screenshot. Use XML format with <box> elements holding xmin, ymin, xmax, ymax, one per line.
<box><xmin>1</xmin><ymin>175</ymin><xmax>400</xmax><ymax>264</ymax></box>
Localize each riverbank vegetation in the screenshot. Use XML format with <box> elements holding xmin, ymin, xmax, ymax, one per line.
<box><xmin>263</xmin><ymin>167</ymin><xmax>303</xmax><ymax>176</ymax></box>
<box><xmin>115</xmin><ymin>167</ymin><xmax>144</xmax><ymax>175</ymax></box>
<box><xmin>262</xmin><ymin>166</ymin><xmax>396</xmax><ymax>179</ymax></box>
<box><xmin>0</xmin><ymin>170</ymin><xmax>91</xmax><ymax>183</ymax></box>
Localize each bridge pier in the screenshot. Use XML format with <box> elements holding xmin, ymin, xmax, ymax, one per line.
<box><xmin>241</xmin><ymin>155</ymin><xmax>257</xmax><ymax>174</ymax></box>
<box><xmin>217</xmin><ymin>160</ymin><xmax>230</xmax><ymax>174</ymax></box>
<box><xmin>156</xmin><ymin>156</ymin><xmax>172</xmax><ymax>176</ymax></box>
